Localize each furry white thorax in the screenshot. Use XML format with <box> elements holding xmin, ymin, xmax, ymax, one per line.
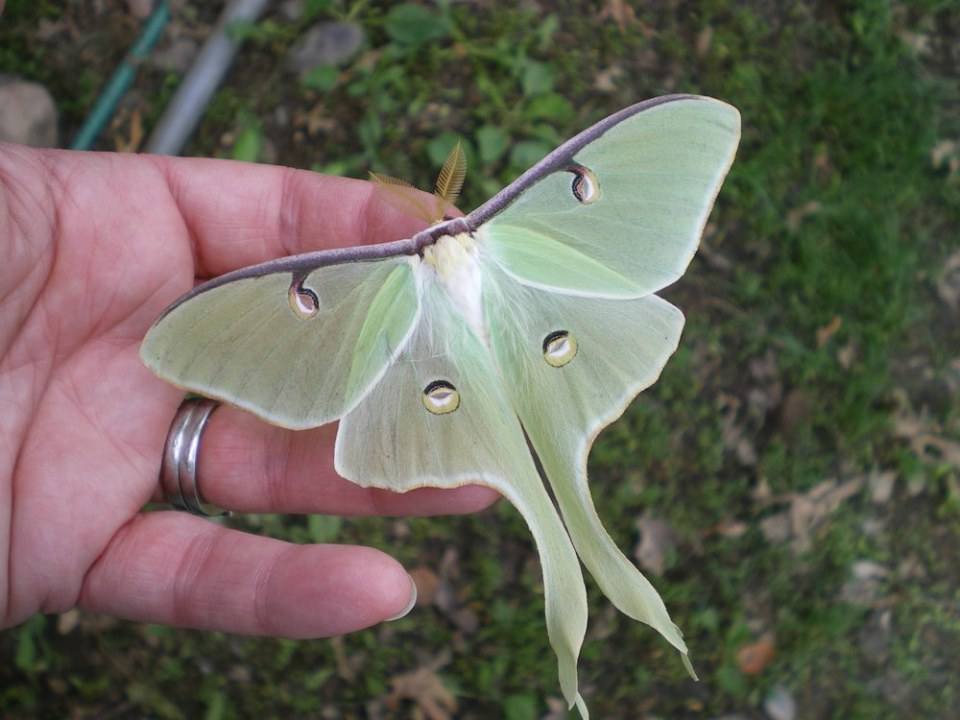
<box><xmin>422</xmin><ymin>233</ymin><xmax>486</xmax><ymax>341</ymax></box>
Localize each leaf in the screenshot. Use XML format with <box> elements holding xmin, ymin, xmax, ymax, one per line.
<box><xmin>232</xmin><ymin>123</ymin><xmax>262</xmax><ymax>163</ymax></box>
<box><xmin>15</xmin><ymin>617</ymin><xmax>38</xmax><ymax>672</ymax></box>
<box><xmin>525</xmin><ymin>93</ymin><xmax>574</xmax><ymax>122</ymax></box>
<box><xmin>762</xmin><ymin>477</ymin><xmax>865</xmax><ymax>553</ymax></box>
<box><xmin>307</xmin><ymin>514</ymin><xmax>342</xmax><ymax>543</ymax></box>
<box><xmin>302</xmin><ymin>64</ymin><xmax>339</xmax><ymax>92</ymax></box>
<box><xmin>936</xmin><ymin>249</ymin><xmax>960</xmax><ymax>310</ymax></box>
<box><xmin>305</xmin><ymin>0</ymin><xmax>334</xmax><ymax>20</ymax></box>
<box><xmin>476</xmin><ymin>125</ymin><xmax>508</xmax><ymax>165</ymax></box>
<box><xmin>815</xmin><ymin>315</ymin><xmax>843</xmax><ymax>347</ymax></box>
<box><xmin>509</xmin><ymin>140</ymin><xmax>552</xmax><ymax>170</ymax></box>
<box><xmin>384</xmin><ymin>4</ymin><xmax>450</xmax><ymax>47</ymax></box>
<box><xmin>735</xmin><ymin>632</ymin><xmax>776</xmax><ymax>675</ymax></box>
<box><xmin>520</xmin><ymin>60</ymin><xmax>553</xmax><ymax>96</ymax></box>
<box><xmin>504</xmin><ymin>693</ymin><xmax>538</xmax><ymax>720</ymax></box>
<box><xmin>386</xmin><ymin>667</ymin><xmax>458</xmax><ymax>720</ymax></box>
<box><xmin>409</xmin><ymin>566</ymin><xmax>441</xmax><ymax>606</ymax></box>
<box><xmin>434</xmin><ymin>140</ymin><xmax>466</xmax><ymax>207</ymax></box>
<box><xmin>426</xmin><ymin>132</ymin><xmax>460</xmax><ymax>167</ymax></box>
<box><xmin>597</xmin><ymin>0</ymin><xmax>638</xmax><ymax>33</ymax></box>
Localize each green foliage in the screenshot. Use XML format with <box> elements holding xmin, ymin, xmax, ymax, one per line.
<box><xmin>1</xmin><ymin>0</ymin><xmax>959</xmax><ymax>718</ymax></box>
<box><xmin>302</xmin><ymin>64</ymin><xmax>340</xmax><ymax>91</ymax></box>
<box><xmin>231</xmin><ymin>114</ymin><xmax>264</xmax><ymax>162</ymax></box>
<box><xmin>383</xmin><ymin>3</ymin><xmax>450</xmax><ymax>47</ymax></box>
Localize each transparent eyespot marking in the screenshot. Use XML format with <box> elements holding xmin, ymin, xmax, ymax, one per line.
<box><xmin>567</xmin><ymin>163</ymin><xmax>600</xmax><ymax>204</ymax></box>
<box><xmin>542</xmin><ymin>330</ymin><xmax>577</xmax><ymax>367</ymax></box>
<box><xmin>288</xmin><ymin>282</ymin><xmax>320</xmax><ymax>319</ymax></box>
<box><xmin>422</xmin><ymin>380</ymin><xmax>460</xmax><ymax>414</ymax></box>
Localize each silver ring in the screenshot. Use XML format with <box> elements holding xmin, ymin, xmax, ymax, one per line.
<box><xmin>160</xmin><ymin>397</ymin><xmax>227</xmax><ymax>517</ymax></box>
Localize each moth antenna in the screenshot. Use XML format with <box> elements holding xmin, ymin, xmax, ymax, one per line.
<box><xmin>368</xmin><ymin>171</ymin><xmax>415</xmax><ymax>188</ymax></box>
<box><xmin>369</xmin><ymin>171</ymin><xmax>437</xmax><ymax>225</ymax></box>
<box><xmin>434</xmin><ymin>140</ymin><xmax>467</xmax><ymax>210</ymax></box>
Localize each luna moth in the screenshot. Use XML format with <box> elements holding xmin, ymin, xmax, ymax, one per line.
<box><xmin>141</xmin><ymin>94</ymin><xmax>741</xmax><ymax>716</ymax></box>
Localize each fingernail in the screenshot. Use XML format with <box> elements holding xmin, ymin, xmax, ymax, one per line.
<box><xmin>386</xmin><ymin>573</ymin><xmax>418</xmax><ymax>622</ymax></box>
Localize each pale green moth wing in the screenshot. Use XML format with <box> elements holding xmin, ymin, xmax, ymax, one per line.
<box><xmin>471</xmin><ymin>95</ymin><xmax>740</xmax><ymax>298</ymax></box>
<box><xmin>140</xmin><ymin>254</ymin><xmax>419</xmax><ymax>430</ymax></box>
<box><xmin>139</xmin><ymin>94</ymin><xmax>741</xmax><ymax>719</ymax></box>
<box><xmin>335</xmin><ymin>266</ymin><xmax>590</xmax><ymax>716</ymax></box>
<box><xmin>480</xmin><ymin>256</ymin><xmax>695</xmax><ymax>675</ymax></box>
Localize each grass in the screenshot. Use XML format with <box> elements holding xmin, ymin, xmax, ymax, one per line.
<box><xmin>2</xmin><ymin>0</ymin><xmax>959</xmax><ymax>718</ymax></box>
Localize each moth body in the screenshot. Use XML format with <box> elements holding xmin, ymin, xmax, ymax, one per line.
<box><xmin>421</xmin><ymin>232</ymin><xmax>486</xmax><ymax>343</ymax></box>
<box><xmin>139</xmin><ymin>95</ymin><xmax>743</xmax><ymax>716</ymax></box>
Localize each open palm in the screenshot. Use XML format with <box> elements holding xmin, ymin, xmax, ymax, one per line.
<box><xmin>0</xmin><ymin>145</ymin><xmax>496</xmax><ymax>635</ymax></box>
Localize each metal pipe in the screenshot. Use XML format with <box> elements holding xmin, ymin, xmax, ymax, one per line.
<box><xmin>70</xmin><ymin>0</ymin><xmax>170</xmax><ymax>150</ymax></box>
<box><xmin>145</xmin><ymin>0</ymin><xmax>272</xmax><ymax>155</ymax></box>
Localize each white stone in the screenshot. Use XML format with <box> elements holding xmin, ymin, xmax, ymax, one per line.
<box><xmin>0</xmin><ymin>76</ymin><xmax>58</xmax><ymax>147</ymax></box>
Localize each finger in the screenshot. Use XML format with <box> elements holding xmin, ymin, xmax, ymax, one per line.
<box><xmin>154</xmin><ymin>156</ymin><xmax>440</xmax><ymax>277</ymax></box>
<box><xmin>192</xmin><ymin>406</ymin><xmax>500</xmax><ymax>516</ymax></box>
<box><xmin>80</xmin><ymin>512</ymin><xmax>417</xmax><ymax>637</ymax></box>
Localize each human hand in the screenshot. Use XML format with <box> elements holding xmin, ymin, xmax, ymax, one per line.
<box><xmin>0</xmin><ymin>144</ymin><xmax>497</xmax><ymax>635</ymax></box>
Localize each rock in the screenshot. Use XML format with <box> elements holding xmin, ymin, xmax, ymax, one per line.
<box><xmin>868</xmin><ymin>469</ymin><xmax>896</xmax><ymax>504</ymax></box>
<box><xmin>57</xmin><ymin>609</ymin><xmax>80</xmax><ymax>635</ymax></box>
<box><xmin>0</xmin><ymin>76</ymin><xmax>58</xmax><ymax>147</ymax></box>
<box><xmin>858</xmin><ymin>608</ymin><xmax>892</xmax><ymax>664</ymax></box>
<box><xmin>280</xmin><ymin>0</ymin><xmax>305</xmax><ymax>21</ymax></box>
<box><xmin>126</xmin><ymin>0</ymin><xmax>154</xmax><ymax>19</ymax></box>
<box><xmin>150</xmin><ymin>37</ymin><xmax>199</xmax><ymax>73</ymax></box>
<box><xmin>839</xmin><ymin>560</ymin><xmax>889</xmax><ymax>607</ymax></box>
<box><xmin>760</xmin><ymin>511</ymin><xmax>791</xmax><ymax>544</ymax></box>
<box><xmin>763</xmin><ymin>685</ymin><xmax>797</xmax><ymax>720</ymax></box>
<box><xmin>286</xmin><ymin>22</ymin><xmax>365</xmax><ymax>75</ymax></box>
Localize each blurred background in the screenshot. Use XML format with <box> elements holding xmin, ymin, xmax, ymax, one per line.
<box><xmin>1</xmin><ymin>1</ymin><xmax>958</xmax><ymax>718</ymax></box>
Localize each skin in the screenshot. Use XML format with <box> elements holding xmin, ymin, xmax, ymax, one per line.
<box><xmin>0</xmin><ymin>143</ymin><xmax>498</xmax><ymax>636</ymax></box>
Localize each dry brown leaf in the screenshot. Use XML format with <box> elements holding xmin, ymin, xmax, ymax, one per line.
<box><xmin>330</xmin><ymin>636</ymin><xmax>357</xmax><ymax>681</ymax></box>
<box><xmin>634</xmin><ymin>515</ymin><xmax>677</xmax><ymax>576</ymax></box>
<box><xmin>936</xmin><ymin>249</ymin><xmax>960</xmax><ymax>310</ymax></box>
<box><xmin>759</xmin><ymin>477</ymin><xmax>864</xmax><ymax>552</ymax></box>
<box><xmin>931</xmin><ymin>139</ymin><xmax>958</xmax><ymax>174</ymax></box>
<box><xmin>837</xmin><ymin>341</ymin><xmax>858</xmax><ymax>370</ymax></box>
<box><xmin>386</xmin><ymin>667</ymin><xmax>457</xmax><ymax>720</ymax></box>
<box><xmin>593</xmin><ymin>64</ymin><xmax>624</xmax><ymax>93</ymax></box>
<box><xmin>868</xmin><ymin>469</ymin><xmax>896</xmax><ymax>504</ymax></box>
<box><xmin>779</xmin><ymin>388</ymin><xmax>813</xmax><ymax>436</ymax></box>
<box><xmin>892</xmin><ymin>391</ymin><xmax>960</xmax><ymax>469</ymax></box>
<box><xmin>839</xmin><ymin>561</ymin><xmax>890</xmax><ymax>607</ymax></box>
<box><xmin>736</xmin><ymin>632</ymin><xmax>776</xmax><ymax>675</ymax></box>
<box><xmin>898</xmin><ymin>29</ymin><xmax>932</xmax><ymax>56</ymax></box>
<box><xmin>598</xmin><ymin>0</ymin><xmax>637</xmax><ymax>33</ymax></box>
<box><xmin>696</xmin><ymin>26</ymin><xmax>714</xmax><ymax>57</ymax></box>
<box><xmin>760</xmin><ymin>512</ymin><xmax>791</xmax><ymax>543</ymax></box>
<box><xmin>789</xmin><ymin>477</ymin><xmax>863</xmax><ymax>552</ymax></box>
<box><xmin>57</xmin><ymin>609</ymin><xmax>79</xmax><ymax>635</ymax></box>
<box><xmin>114</xmin><ymin>108</ymin><xmax>144</xmax><ymax>153</ymax></box>
<box><xmin>126</xmin><ymin>0</ymin><xmax>153</xmax><ymax>19</ymax></box>
<box><xmin>816</xmin><ymin>315</ymin><xmax>843</xmax><ymax>347</ymax></box>
<box><xmin>409</xmin><ymin>566</ymin><xmax>440</xmax><ymax>607</ymax></box>
<box><xmin>703</xmin><ymin>519</ymin><xmax>749</xmax><ymax>539</ymax></box>
<box><xmin>786</xmin><ymin>200</ymin><xmax>822</xmax><ymax>231</ymax></box>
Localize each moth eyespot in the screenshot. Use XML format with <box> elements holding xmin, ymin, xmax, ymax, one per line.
<box><xmin>422</xmin><ymin>380</ymin><xmax>460</xmax><ymax>415</ymax></box>
<box><xmin>542</xmin><ymin>330</ymin><xmax>577</xmax><ymax>367</ymax></box>
<box><xmin>288</xmin><ymin>285</ymin><xmax>319</xmax><ymax>319</ymax></box>
<box><xmin>568</xmin><ymin>164</ymin><xmax>599</xmax><ymax>204</ymax></box>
